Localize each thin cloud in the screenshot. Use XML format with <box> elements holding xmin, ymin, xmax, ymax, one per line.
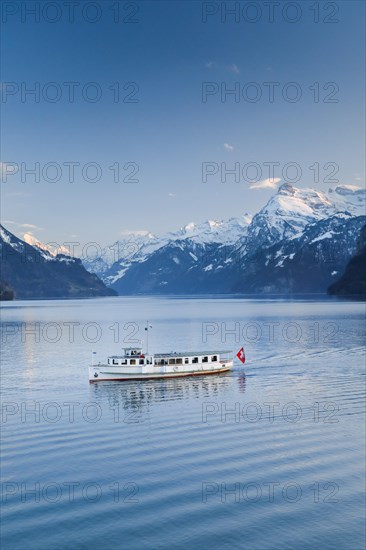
<box><xmin>250</xmin><ymin>178</ymin><xmax>281</xmax><ymax>190</ymax></box>
<box><xmin>228</xmin><ymin>63</ymin><xmax>240</xmax><ymax>74</ymax></box>
<box><xmin>205</xmin><ymin>61</ymin><xmax>215</xmax><ymax>69</ymax></box>
<box><xmin>2</xmin><ymin>221</ymin><xmax>44</xmax><ymax>231</ymax></box>
<box><xmin>19</xmin><ymin>223</ymin><xmax>43</xmax><ymax>230</ymax></box>
<box><xmin>224</xmin><ymin>143</ymin><xmax>234</xmax><ymax>151</ymax></box>
<box><xmin>168</xmin><ymin>193</ymin><xmax>176</xmax><ymax>198</ymax></box>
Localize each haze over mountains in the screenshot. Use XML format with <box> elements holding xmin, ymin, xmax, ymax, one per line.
<box><xmin>1</xmin><ymin>183</ymin><xmax>365</xmax><ymax>298</ymax></box>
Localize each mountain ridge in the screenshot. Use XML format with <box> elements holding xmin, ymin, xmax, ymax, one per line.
<box><xmin>86</xmin><ymin>183</ymin><xmax>366</xmax><ymax>293</ymax></box>
<box><xmin>7</xmin><ymin>183</ymin><xmax>365</xmax><ymax>297</ymax></box>
<box><xmin>0</xmin><ymin>225</ymin><xmax>117</xmax><ymax>299</ymax></box>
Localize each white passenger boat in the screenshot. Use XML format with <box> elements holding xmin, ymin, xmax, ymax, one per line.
<box><xmin>89</xmin><ymin>347</ymin><xmax>233</xmax><ymax>382</ymax></box>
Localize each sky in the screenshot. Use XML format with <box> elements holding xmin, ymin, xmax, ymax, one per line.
<box><xmin>1</xmin><ymin>0</ymin><xmax>365</xmax><ymax>249</ymax></box>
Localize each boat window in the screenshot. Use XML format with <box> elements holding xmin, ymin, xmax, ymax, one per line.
<box><xmin>139</xmin><ymin>359</ymin><xmax>144</xmax><ymax>365</ymax></box>
<box><xmin>184</xmin><ymin>358</ymin><xmax>189</xmax><ymax>364</ymax></box>
<box><xmin>192</xmin><ymin>357</ymin><xmax>198</xmax><ymax>363</ymax></box>
<box><xmin>113</xmin><ymin>359</ymin><xmax>119</xmax><ymax>365</ymax></box>
<box><xmin>212</xmin><ymin>355</ymin><xmax>217</xmax><ymax>362</ymax></box>
<box><xmin>121</xmin><ymin>360</ymin><xmax>127</xmax><ymax>365</ymax></box>
<box><xmin>130</xmin><ymin>359</ymin><xmax>136</xmax><ymax>365</ymax></box>
<box><xmin>203</xmin><ymin>356</ymin><xmax>208</xmax><ymax>362</ymax></box>
<box><xmin>169</xmin><ymin>358</ymin><xmax>175</xmax><ymax>365</ymax></box>
<box><xmin>176</xmin><ymin>358</ymin><xmax>182</xmax><ymax>364</ymax></box>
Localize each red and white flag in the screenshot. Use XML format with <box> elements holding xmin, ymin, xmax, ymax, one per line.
<box><xmin>236</xmin><ymin>347</ymin><xmax>246</xmax><ymax>364</ymax></box>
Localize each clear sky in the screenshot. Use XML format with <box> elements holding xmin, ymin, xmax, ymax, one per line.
<box><xmin>1</xmin><ymin>0</ymin><xmax>365</xmax><ymax>248</ymax></box>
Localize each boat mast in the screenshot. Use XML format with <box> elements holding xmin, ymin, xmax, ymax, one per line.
<box><xmin>145</xmin><ymin>321</ymin><xmax>152</xmax><ymax>355</ymax></box>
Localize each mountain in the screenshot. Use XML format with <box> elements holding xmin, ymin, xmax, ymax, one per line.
<box><xmin>233</xmin><ymin>214</ymin><xmax>366</xmax><ymax>294</ymax></box>
<box><xmin>89</xmin><ymin>183</ymin><xmax>365</xmax><ymax>295</ymax></box>
<box><xmin>0</xmin><ymin>280</ymin><xmax>14</xmax><ymax>301</ymax></box>
<box><xmin>84</xmin><ymin>215</ymin><xmax>252</xmax><ymax>286</ymax></box>
<box><xmin>328</xmin><ymin>224</ymin><xmax>366</xmax><ymax>299</ymax></box>
<box><xmin>0</xmin><ymin>225</ymin><xmax>117</xmax><ymax>299</ymax></box>
<box><xmin>107</xmin><ymin>240</ymin><xmax>235</xmax><ymax>294</ymax></box>
<box><xmin>12</xmin><ymin>183</ymin><xmax>363</xmax><ymax>298</ymax></box>
<box><xmin>236</xmin><ymin>183</ymin><xmax>366</xmax><ymax>256</ymax></box>
<box><xmin>23</xmin><ymin>233</ymin><xmax>70</xmax><ymax>256</ymax></box>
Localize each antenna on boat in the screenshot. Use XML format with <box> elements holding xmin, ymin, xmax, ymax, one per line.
<box><xmin>144</xmin><ymin>321</ymin><xmax>152</xmax><ymax>355</ymax></box>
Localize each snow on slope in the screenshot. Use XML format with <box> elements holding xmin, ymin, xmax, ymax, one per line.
<box><xmin>23</xmin><ymin>233</ymin><xmax>70</xmax><ymax>258</ymax></box>
<box><xmin>84</xmin><ymin>214</ymin><xmax>252</xmax><ymax>278</ymax></box>
<box><xmin>244</xmin><ymin>183</ymin><xmax>366</xmax><ymax>252</ymax></box>
<box><xmin>84</xmin><ymin>183</ymin><xmax>365</xmax><ymax>283</ymax></box>
<box><xmin>1</xmin><ymin>225</ymin><xmax>52</xmax><ymax>259</ymax></box>
<box><xmin>329</xmin><ymin>185</ymin><xmax>366</xmax><ymax>216</ymax></box>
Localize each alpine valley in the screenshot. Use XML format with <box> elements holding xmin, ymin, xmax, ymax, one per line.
<box><xmin>1</xmin><ymin>183</ymin><xmax>365</xmax><ymax>299</ymax></box>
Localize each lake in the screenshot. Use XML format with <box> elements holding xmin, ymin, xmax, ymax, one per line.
<box><xmin>1</xmin><ymin>296</ymin><xmax>365</xmax><ymax>549</ymax></box>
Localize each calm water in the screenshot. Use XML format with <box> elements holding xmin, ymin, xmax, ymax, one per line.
<box><xmin>1</xmin><ymin>297</ymin><xmax>365</xmax><ymax>550</ymax></box>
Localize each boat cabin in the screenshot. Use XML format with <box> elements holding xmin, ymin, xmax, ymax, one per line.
<box><xmin>124</xmin><ymin>348</ymin><xmax>143</xmax><ymax>357</ymax></box>
<box><xmin>107</xmin><ymin>348</ymin><xmax>230</xmax><ymax>367</ymax></box>
<box><xmin>108</xmin><ymin>348</ymin><xmax>153</xmax><ymax>366</ymax></box>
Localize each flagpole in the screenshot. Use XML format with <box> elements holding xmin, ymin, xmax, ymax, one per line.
<box><xmin>146</xmin><ymin>321</ymin><xmax>149</xmax><ymax>355</ymax></box>
<box><xmin>144</xmin><ymin>322</ymin><xmax>152</xmax><ymax>355</ymax></box>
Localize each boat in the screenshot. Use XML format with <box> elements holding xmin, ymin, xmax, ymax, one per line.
<box><xmin>89</xmin><ymin>347</ymin><xmax>233</xmax><ymax>382</ymax></box>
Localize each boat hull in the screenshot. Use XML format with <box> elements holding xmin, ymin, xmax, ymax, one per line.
<box><xmin>89</xmin><ymin>361</ymin><xmax>233</xmax><ymax>382</ymax></box>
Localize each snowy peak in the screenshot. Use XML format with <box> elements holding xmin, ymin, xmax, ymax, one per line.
<box><xmin>331</xmin><ymin>184</ymin><xmax>364</xmax><ymax>197</ymax></box>
<box><xmin>86</xmin><ymin>214</ymin><xmax>253</xmax><ymax>278</ymax></box>
<box><xmin>81</xmin><ymin>181</ymin><xmax>364</xmax><ymax>286</ymax></box>
<box><xmin>267</xmin><ymin>184</ymin><xmax>333</xmax><ymax>218</ymax></box>
<box><xmin>0</xmin><ymin>225</ymin><xmax>33</xmax><ymax>256</ymax></box>
<box><xmin>250</xmin><ymin>183</ymin><xmax>365</xmax><ymax>245</ymax></box>
<box><xmin>329</xmin><ymin>185</ymin><xmax>366</xmax><ymax>215</ymax></box>
<box><xmin>0</xmin><ymin>226</ymin><xmax>73</xmax><ymax>261</ymax></box>
<box><xmin>174</xmin><ymin>215</ymin><xmax>252</xmax><ymax>245</ymax></box>
<box><xmin>23</xmin><ymin>233</ymin><xmax>70</xmax><ymax>258</ymax></box>
<box><xmin>277</xmin><ymin>182</ymin><xmax>296</xmax><ymax>195</ymax></box>
<box><xmin>1</xmin><ymin>224</ymin><xmax>116</xmax><ymax>299</ymax></box>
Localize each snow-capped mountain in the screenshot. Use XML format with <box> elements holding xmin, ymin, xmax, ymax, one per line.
<box><xmin>93</xmin><ymin>183</ymin><xmax>365</xmax><ymax>295</ymax></box>
<box><xmin>23</xmin><ymin>233</ymin><xmax>70</xmax><ymax>257</ymax></box>
<box><xmin>233</xmin><ymin>214</ymin><xmax>366</xmax><ymax>294</ymax></box>
<box><xmin>0</xmin><ymin>225</ymin><xmax>116</xmax><ymax>299</ymax></box>
<box><xmin>238</xmin><ymin>184</ymin><xmax>366</xmax><ymax>256</ymax></box>
<box><xmin>165</xmin><ymin>216</ymin><xmax>252</xmax><ymax>245</ymax></box>
<box><xmin>109</xmin><ymin>213</ymin><xmax>365</xmax><ymax>295</ymax></box>
<box><xmin>83</xmin><ymin>214</ymin><xmax>252</xmax><ymax>283</ymax></box>
<box><xmin>10</xmin><ymin>182</ymin><xmax>364</xmax><ymax>297</ymax></box>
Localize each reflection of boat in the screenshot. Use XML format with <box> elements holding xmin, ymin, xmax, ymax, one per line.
<box><xmin>90</xmin><ymin>374</ymin><xmax>235</xmax><ymax>412</ymax></box>
<box><xmin>89</xmin><ymin>347</ymin><xmax>233</xmax><ymax>382</ymax></box>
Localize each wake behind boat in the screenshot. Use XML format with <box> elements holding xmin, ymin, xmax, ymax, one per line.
<box><xmin>89</xmin><ymin>347</ymin><xmax>233</xmax><ymax>382</ymax></box>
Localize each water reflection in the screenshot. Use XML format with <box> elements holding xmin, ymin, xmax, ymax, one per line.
<box><xmin>90</xmin><ymin>372</ymin><xmax>241</xmax><ymax>414</ymax></box>
<box><xmin>237</xmin><ymin>373</ymin><xmax>246</xmax><ymax>393</ymax></box>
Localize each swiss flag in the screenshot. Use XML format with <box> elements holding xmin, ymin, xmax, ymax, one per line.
<box><xmin>236</xmin><ymin>347</ymin><xmax>246</xmax><ymax>364</ymax></box>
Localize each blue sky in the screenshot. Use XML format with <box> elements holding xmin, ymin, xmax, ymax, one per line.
<box><xmin>1</xmin><ymin>0</ymin><xmax>365</xmax><ymax>248</ymax></box>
